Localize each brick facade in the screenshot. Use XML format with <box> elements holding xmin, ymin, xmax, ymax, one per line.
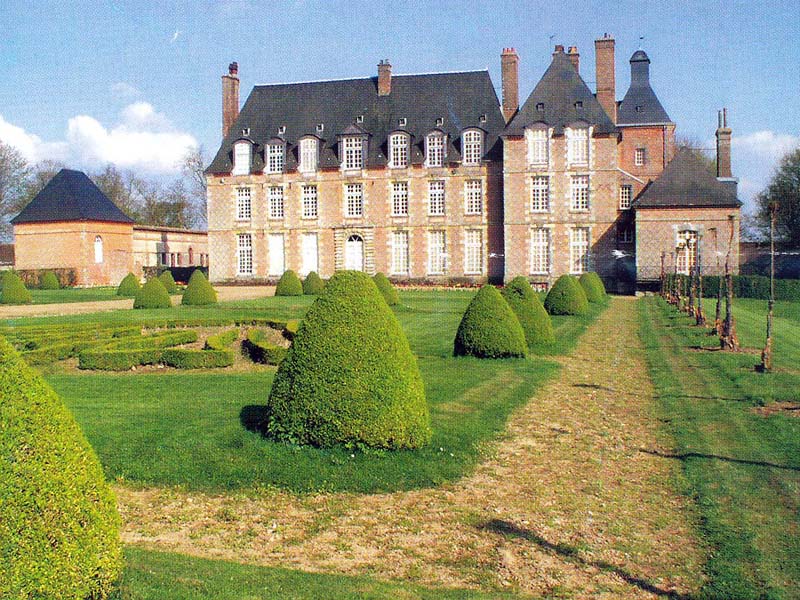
<box><xmin>132</xmin><ymin>226</ymin><xmax>208</xmax><ymax>275</ymax></box>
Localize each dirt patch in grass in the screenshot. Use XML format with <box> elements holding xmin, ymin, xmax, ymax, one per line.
<box><xmin>116</xmin><ymin>298</ymin><xmax>706</xmax><ymax>598</ymax></box>
<box><xmin>752</xmin><ymin>402</ymin><xmax>800</xmax><ymax>418</ymax></box>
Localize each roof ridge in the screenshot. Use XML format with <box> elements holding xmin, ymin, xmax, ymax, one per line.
<box><xmin>254</xmin><ymin>69</ymin><xmax>488</xmax><ymax>88</ymax></box>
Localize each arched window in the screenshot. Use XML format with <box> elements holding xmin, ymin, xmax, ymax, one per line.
<box><xmin>266</xmin><ymin>142</ymin><xmax>285</xmax><ymax>173</ymax></box>
<box><xmin>94</xmin><ymin>236</ymin><xmax>103</xmax><ymax>264</ymax></box>
<box><xmin>232</xmin><ymin>141</ymin><xmax>251</xmax><ymax>175</ymax></box>
<box><xmin>389</xmin><ymin>132</ymin><xmax>409</xmax><ymax>168</ymax></box>
<box><xmin>566</xmin><ymin>125</ymin><xmax>589</xmax><ymax>166</ymax></box>
<box><xmin>298</xmin><ymin>137</ymin><xmax>318</xmax><ymax>173</ymax></box>
<box><xmin>526</xmin><ymin>126</ymin><xmax>549</xmax><ymax>166</ymax></box>
<box><xmin>188</xmin><ymin>247</ymin><xmax>194</xmax><ymax>264</ymax></box>
<box><xmin>461</xmin><ymin>129</ymin><xmax>483</xmax><ymax>166</ymax></box>
<box><xmin>345</xmin><ymin>234</ymin><xmax>364</xmax><ymax>271</ymax></box>
<box><xmin>425</xmin><ymin>132</ymin><xmax>445</xmax><ymax>167</ymax></box>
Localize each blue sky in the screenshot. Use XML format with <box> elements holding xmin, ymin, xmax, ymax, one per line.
<box><xmin>1</xmin><ymin>0</ymin><xmax>797</xmax><ymax>213</ymax></box>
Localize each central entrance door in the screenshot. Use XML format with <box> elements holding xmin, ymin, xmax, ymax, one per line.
<box><xmin>345</xmin><ymin>234</ymin><xmax>364</xmax><ymax>271</ymax></box>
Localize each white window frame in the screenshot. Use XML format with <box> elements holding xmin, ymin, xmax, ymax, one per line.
<box><xmin>299</xmin><ymin>138</ymin><xmax>318</xmax><ymax>173</ymax></box>
<box><xmin>302</xmin><ymin>185</ymin><xmax>318</xmax><ymax>219</ymax></box>
<box><xmin>526</xmin><ymin>127</ymin><xmax>549</xmax><ymax>166</ymax></box>
<box><xmin>676</xmin><ymin>230</ymin><xmax>698</xmax><ymax>275</ymax></box>
<box><xmin>266</xmin><ymin>143</ymin><xmax>285</xmax><ymax>174</ymax></box>
<box><xmin>301</xmin><ymin>232</ymin><xmax>318</xmax><ymax>275</ymax></box>
<box><xmin>464</xmin><ymin>180</ymin><xmax>483</xmax><ymax>215</ymax></box>
<box><xmin>342</xmin><ymin>136</ymin><xmax>364</xmax><ymax>170</ymax></box>
<box><xmin>391</xmin><ymin>181</ymin><xmax>409</xmax><ymax>216</ymax></box>
<box><xmin>569</xmin><ymin>227</ymin><xmax>590</xmax><ymax>274</ymax></box>
<box><xmin>567</xmin><ymin>126</ymin><xmax>589</xmax><ymax>166</ymax></box>
<box><xmin>530</xmin><ymin>175</ymin><xmax>550</xmax><ymax>212</ymax></box>
<box><xmin>232</xmin><ymin>142</ymin><xmax>251</xmax><ymax>175</ymax></box>
<box><xmin>389</xmin><ymin>133</ymin><xmax>409</xmax><ymax>169</ymax></box>
<box><xmin>462</xmin><ymin>129</ymin><xmax>483</xmax><ymax>166</ymax></box>
<box><xmin>391</xmin><ymin>230</ymin><xmax>410</xmax><ymax>276</ymax></box>
<box><xmin>268</xmin><ymin>186</ymin><xmax>284</xmax><ymax>219</ymax></box>
<box><xmin>428</xmin><ymin>180</ymin><xmax>445</xmax><ymax>216</ymax></box>
<box><xmin>464</xmin><ymin>229</ymin><xmax>483</xmax><ymax>275</ymax></box>
<box><xmin>236</xmin><ymin>187</ymin><xmax>252</xmax><ymax>220</ymax></box>
<box><xmin>428</xmin><ymin>230</ymin><xmax>447</xmax><ymax>275</ymax></box>
<box><xmin>425</xmin><ymin>132</ymin><xmax>445</xmax><ymax>167</ymax></box>
<box><xmin>268</xmin><ymin>233</ymin><xmax>285</xmax><ymax>277</ymax></box>
<box><xmin>570</xmin><ymin>175</ymin><xmax>590</xmax><ymax>211</ymax></box>
<box><xmin>94</xmin><ymin>236</ymin><xmax>103</xmax><ymax>264</ymax></box>
<box><xmin>530</xmin><ymin>228</ymin><xmax>550</xmax><ymax>274</ymax></box>
<box><xmin>237</xmin><ymin>233</ymin><xmax>253</xmax><ymax>276</ymax></box>
<box><xmin>634</xmin><ymin>147</ymin><xmax>646</xmax><ymax>167</ymax></box>
<box><xmin>345</xmin><ymin>183</ymin><xmax>363</xmax><ymax>217</ymax></box>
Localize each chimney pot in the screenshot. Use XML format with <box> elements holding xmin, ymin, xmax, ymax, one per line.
<box><xmin>567</xmin><ymin>46</ymin><xmax>580</xmax><ymax>72</ymax></box>
<box><xmin>554</xmin><ymin>44</ymin><xmax>565</xmax><ymax>53</ymax></box>
<box><xmin>228</xmin><ymin>61</ymin><xmax>238</xmax><ymax>76</ymax></box>
<box><xmin>378</xmin><ymin>59</ymin><xmax>392</xmax><ymax>96</ymax></box>
<box><xmin>501</xmin><ymin>47</ymin><xmax>520</xmax><ymax>123</ymax></box>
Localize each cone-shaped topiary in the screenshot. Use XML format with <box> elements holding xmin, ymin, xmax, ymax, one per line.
<box><xmin>302</xmin><ymin>271</ymin><xmax>325</xmax><ymax>295</ymax></box>
<box><xmin>579</xmin><ymin>271</ymin><xmax>607</xmax><ymax>303</ymax></box>
<box><xmin>133</xmin><ymin>277</ymin><xmax>172</xmax><ymax>309</ymax></box>
<box><xmin>501</xmin><ymin>276</ymin><xmax>555</xmax><ymax>346</ymax></box>
<box><xmin>182</xmin><ymin>269</ymin><xmax>217</xmax><ymax>305</ymax></box>
<box><xmin>454</xmin><ymin>285</ymin><xmax>527</xmax><ymax>358</ymax></box>
<box><xmin>373</xmin><ymin>272</ymin><xmax>399</xmax><ymax>306</ymax></box>
<box><xmin>0</xmin><ymin>271</ymin><xmax>32</xmax><ymax>304</ymax></box>
<box><xmin>158</xmin><ymin>270</ymin><xmax>178</xmax><ymax>294</ymax></box>
<box><xmin>117</xmin><ymin>272</ymin><xmax>141</xmax><ymax>296</ymax></box>
<box><xmin>275</xmin><ymin>269</ymin><xmax>303</xmax><ymax>296</ymax></box>
<box><xmin>544</xmin><ymin>275</ymin><xmax>589</xmax><ymax>315</ymax></box>
<box><xmin>39</xmin><ymin>271</ymin><xmax>60</xmax><ymax>290</ymax></box>
<box><xmin>0</xmin><ymin>336</ymin><xmax>123</xmax><ymax>597</ymax></box>
<box><xmin>266</xmin><ymin>270</ymin><xmax>431</xmax><ymax>449</ymax></box>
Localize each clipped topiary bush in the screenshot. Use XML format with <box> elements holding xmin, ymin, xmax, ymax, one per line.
<box><xmin>454</xmin><ymin>285</ymin><xmax>527</xmax><ymax>358</ymax></box>
<box><xmin>501</xmin><ymin>276</ymin><xmax>555</xmax><ymax>346</ymax></box>
<box><xmin>133</xmin><ymin>277</ymin><xmax>172</xmax><ymax>309</ymax></box>
<box><xmin>302</xmin><ymin>271</ymin><xmax>325</xmax><ymax>295</ymax></box>
<box><xmin>373</xmin><ymin>272</ymin><xmax>399</xmax><ymax>306</ymax></box>
<box><xmin>0</xmin><ymin>336</ymin><xmax>123</xmax><ymax>597</ymax></box>
<box><xmin>275</xmin><ymin>269</ymin><xmax>303</xmax><ymax>296</ymax></box>
<box><xmin>266</xmin><ymin>270</ymin><xmax>431</xmax><ymax>449</ymax></box>
<box><xmin>544</xmin><ymin>275</ymin><xmax>589</xmax><ymax>316</ymax></box>
<box><xmin>39</xmin><ymin>271</ymin><xmax>60</xmax><ymax>290</ymax></box>
<box><xmin>117</xmin><ymin>272</ymin><xmax>141</xmax><ymax>296</ymax></box>
<box><xmin>0</xmin><ymin>271</ymin><xmax>32</xmax><ymax>304</ymax></box>
<box><xmin>182</xmin><ymin>269</ymin><xmax>217</xmax><ymax>305</ymax></box>
<box><xmin>158</xmin><ymin>270</ymin><xmax>178</xmax><ymax>294</ymax></box>
<box><xmin>579</xmin><ymin>272</ymin><xmax>607</xmax><ymax>303</ymax></box>
<box><xmin>242</xmin><ymin>330</ymin><xmax>288</xmax><ymax>365</ymax></box>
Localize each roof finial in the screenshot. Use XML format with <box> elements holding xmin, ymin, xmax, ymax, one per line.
<box><xmin>638</xmin><ymin>35</ymin><xmax>644</xmax><ymax>49</ymax></box>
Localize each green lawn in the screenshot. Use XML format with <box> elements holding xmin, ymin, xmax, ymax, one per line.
<box><xmin>28</xmin><ymin>286</ymin><xmax>120</xmax><ymax>304</ymax></box>
<box><xmin>638</xmin><ymin>296</ymin><xmax>800</xmax><ymax>599</ymax></box>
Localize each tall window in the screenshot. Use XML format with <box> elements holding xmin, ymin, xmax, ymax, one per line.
<box><xmin>236</xmin><ymin>187</ymin><xmax>252</xmax><ymax>220</ymax></box>
<box><xmin>465</xmin><ymin>180</ymin><xmax>482</xmax><ymax>215</ymax></box>
<box><xmin>389</xmin><ymin>133</ymin><xmax>409</xmax><ymax>168</ymax></box>
<box><xmin>619</xmin><ymin>184</ymin><xmax>633</xmax><ymax>210</ymax></box>
<box><xmin>530</xmin><ymin>228</ymin><xmax>550</xmax><ymax>274</ymax></box>
<box><xmin>268</xmin><ymin>187</ymin><xmax>284</xmax><ymax>219</ymax></box>
<box><xmin>462</xmin><ymin>130</ymin><xmax>482</xmax><ymax>166</ymax></box>
<box><xmin>301</xmin><ymin>232</ymin><xmax>318</xmax><ymax>275</ymax></box>
<box><xmin>428</xmin><ymin>230</ymin><xmax>447</xmax><ymax>275</ymax></box>
<box><xmin>527</xmin><ymin>127</ymin><xmax>548</xmax><ymax>166</ymax></box>
<box><xmin>426</xmin><ymin>133</ymin><xmax>444</xmax><ymax>167</ymax></box>
<box><xmin>345</xmin><ymin>183</ymin><xmax>363</xmax><ymax>217</ymax></box>
<box><xmin>299</xmin><ymin>138</ymin><xmax>318</xmax><ymax>173</ymax></box>
<box><xmin>94</xmin><ymin>236</ymin><xmax>103</xmax><ymax>263</ymax></box>
<box><xmin>618</xmin><ymin>226</ymin><xmax>634</xmax><ymax>243</ymax></box>
<box><xmin>266</xmin><ymin>144</ymin><xmax>284</xmax><ymax>173</ymax></box>
<box><xmin>268</xmin><ymin>233</ymin><xmax>284</xmax><ymax>276</ymax></box>
<box><xmin>342</xmin><ymin>136</ymin><xmax>363</xmax><ymax>170</ymax></box>
<box><xmin>391</xmin><ymin>230</ymin><xmax>410</xmax><ymax>275</ymax></box>
<box><xmin>302</xmin><ymin>185</ymin><xmax>318</xmax><ymax>219</ymax></box>
<box><xmin>569</xmin><ymin>227</ymin><xmax>590</xmax><ymax>274</ymax></box>
<box><xmin>634</xmin><ymin>147</ymin><xmax>646</xmax><ymax>166</ymax></box>
<box><xmin>428</xmin><ymin>180</ymin><xmax>445</xmax><ymax>216</ymax></box>
<box><xmin>464</xmin><ymin>229</ymin><xmax>483</xmax><ymax>274</ymax></box>
<box><xmin>391</xmin><ymin>181</ymin><xmax>409</xmax><ymax>216</ymax></box>
<box><xmin>570</xmin><ymin>175</ymin><xmax>590</xmax><ymax>211</ymax></box>
<box><xmin>531</xmin><ymin>176</ymin><xmax>550</xmax><ymax>212</ymax></box>
<box><xmin>567</xmin><ymin>126</ymin><xmax>589</xmax><ymax>166</ymax></box>
<box><xmin>232</xmin><ymin>142</ymin><xmax>251</xmax><ymax>175</ymax></box>
<box><xmin>237</xmin><ymin>233</ymin><xmax>253</xmax><ymax>275</ymax></box>
<box><xmin>677</xmin><ymin>230</ymin><xmax>698</xmax><ymax>275</ymax></box>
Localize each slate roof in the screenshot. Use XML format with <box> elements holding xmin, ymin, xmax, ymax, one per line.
<box><xmin>11</xmin><ymin>169</ymin><xmax>134</xmax><ymax>225</ymax></box>
<box><xmin>504</xmin><ymin>51</ymin><xmax>617</xmax><ymax>136</ymax></box>
<box><xmin>633</xmin><ymin>148</ymin><xmax>741</xmax><ymax>209</ymax></box>
<box><xmin>207</xmin><ymin>70</ymin><xmax>505</xmax><ymax>174</ymax></box>
<box><xmin>617</xmin><ymin>50</ymin><xmax>671</xmax><ymax>125</ymax></box>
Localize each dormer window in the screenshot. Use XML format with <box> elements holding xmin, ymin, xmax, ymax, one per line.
<box><xmin>425</xmin><ymin>132</ymin><xmax>445</xmax><ymax>168</ymax></box>
<box><xmin>316</xmin><ymin>123</ymin><xmax>324</xmax><ymax>133</ymax></box>
<box><xmin>389</xmin><ymin>132</ymin><xmax>409</xmax><ymax>169</ymax></box>
<box><xmin>462</xmin><ymin>129</ymin><xmax>483</xmax><ymax>166</ymax></box>
<box><xmin>342</xmin><ymin>135</ymin><xmax>364</xmax><ymax>170</ymax></box>
<box><xmin>526</xmin><ymin>127</ymin><xmax>549</xmax><ymax>166</ymax></box>
<box><xmin>574</xmin><ymin>101</ymin><xmax>583</xmax><ymax>109</ymax></box>
<box><xmin>398</xmin><ymin>117</ymin><xmax>407</xmax><ymax>127</ymax></box>
<box><xmin>299</xmin><ymin>137</ymin><xmax>318</xmax><ymax>173</ymax></box>
<box><xmin>277</xmin><ymin>126</ymin><xmax>286</xmax><ymax>135</ymax></box>
<box><xmin>241</xmin><ymin>128</ymin><xmax>250</xmax><ymax>136</ymax></box>
<box><xmin>479</xmin><ymin>114</ymin><xmax>487</xmax><ymax>123</ymax></box>
<box><xmin>566</xmin><ymin>125</ymin><xmax>589</xmax><ymax>166</ymax></box>
<box><xmin>536</xmin><ymin>103</ymin><xmax>545</xmax><ymax>112</ymax></box>
<box><xmin>436</xmin><ymin>117</ymin><xmax>444</xmax><ymax>127</ymax></box>
<box><xmin>232</xmin><ymin>141</ymin><xmax>251</xmax><ymax>175</ymax></box>
<box><xmin>356</xmin><ymin>115</ymin><xmax>364</xmax><ymax>124</ymax></box>
<box><xmin>266</xmin><ymin>142</ymin><xmax>285</xmax><ymax>174</ymax></box>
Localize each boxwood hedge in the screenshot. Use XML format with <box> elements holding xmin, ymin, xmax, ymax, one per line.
<box><xmin>373</xmin><ymin>272</ymin><xmax>399</xmax><ymax>305</ymax></box>
<box><xmin>302</xmin><ymin>271</ymin><xmax>325</xmax><ymax>295</ymax></box>
<box><xmin>78</xmin><ymin>348</ymin><xmax>164</xmax><ymax>370</ymax></box>
<box><xmin>0</xmin><ymin>336</ymin><xmax>123</xmax><ymax>597</ymax></box>
<box><xmin>544</xmin><ymin>275</ymin><xmax>589</xmax><ymax>315</ymax></box>
<box><xmin>133</xmin><ymin>277</ymin><xmax>172</xmax><ymax>309</ymax></box>
<box><xmin>182</xmin><ymin>270</ymin><xmax>217</xmax><ymax>305</ymax></box>
<box><xmin>578</xmin><ymin>271</ymin><xmax>606</xmax><ymax>303</ymax></box>
<box><xmin>275</xmin><ymin>269</ymin><xmax>303</xmax><ymax>296</ymax></box>
<box><xmin>161</xmin><ymin>348</ymin><xmax>234</xmax><ymax>369</ymax></box>
<box><xmin>454</xmin><ymin>285</ymin><xmax>527</xmax><ymax>358</ymax></box>
<box><xmin>501</xmin><ymin>276</ymin><xmax>555</xmax><ymax>346</ymax></box>
<box><xmin>205</xmin><ymin>329</ymin><xmax>239</xmax><ymax>350</ymax></box>
<box><xmin>39</xmin><ymin>271</ymin><xmax>60</xmax><ymax>290</ymax></box>
<box><xmin>1</xmin><ymin>271</ymin><xmax>32</xmax><ymax>304</ymax></box>
<box><xmin>266</xmin><ymin>270</ymin><xmax>431</xmax><ymax>449</ymax></box>
<box><xmin>242</xmin><ymin>329</ymin><xmax>288</xmax><ymax>365</ymax></box>
<box><xmin>117</xmin><ymin>273</ymin><xmax>141</xmax><ymax>296</ymax></box>
<box><xmin>158</xmin><ymin>270</ymin><xmax>178</xmax><ymax>294</ymax></box>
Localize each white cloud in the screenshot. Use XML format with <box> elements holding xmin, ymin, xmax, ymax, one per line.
<box><xmin>0</xmin><ymin>103</ymin><xmax>196</xmax><ymax>175</ymax></box>
<box><xmin>111</xmin><ymin>82</ymin><xmax>141</xmax><ymax>99</ymax></box>
<box><xmin>733</xmin><ymin>130</ymin><xmax>800</xmax><ymax>165</ymax></box>
<box><xmin>171</xmin><ymin>30</ymin><xmax>181</xmax><ymax>43</ymax></box>
<box><xmin>730</xmin><ymin>130</ymin><xmax>800</xmax><ymax>214</ymax></box>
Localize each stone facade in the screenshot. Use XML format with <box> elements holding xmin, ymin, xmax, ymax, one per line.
<box><xmin>132</xmin><ymin>226</ymin><xmax>208</xmax><ymax>274</ymax></box>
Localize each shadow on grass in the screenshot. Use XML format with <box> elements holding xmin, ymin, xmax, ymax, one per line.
<box><xmin>639</xmin><ymin>448</ymin><xmax>800</xmax><ymax>472</ymax></box>
<box><xmin>572</xmin><ymin>383</ymin><xmax>617</xmax><ymax>392</ymax></box>
<box><xmin>482</xmin><ymin>519</ymin><xmax>694</xmax><ymax>599</ymax></box>
<box><xmin>240</xmin><ymin>404</ymin><xmax>269</xmax><ymax>435</ymax></box>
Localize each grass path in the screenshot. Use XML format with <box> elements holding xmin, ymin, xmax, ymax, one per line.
<box><xmin>118</xmin><ymin>298</ymin><xmax>706</xmax><ymax>598</ymax></box>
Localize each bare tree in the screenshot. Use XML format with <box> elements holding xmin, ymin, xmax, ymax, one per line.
<box><xmin>180</xmin><ymin>146</ymin><xmax>207</xmax><ymax>229</ymax></box>
<box><xmin>0</xmin><ymin>141</ymin><xmax>31</xmax><ymax>240</ymax></box>
<box><xmin>92</xmin><ymin>164</ymin><xmax>147</xmax><ymax>222</ymax></box>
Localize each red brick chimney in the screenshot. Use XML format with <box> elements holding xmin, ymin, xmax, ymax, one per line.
<box><xmin>594</xmin><ymin>34</ymin><xmax>616</xmax><ymax>123</ymax></box>
<box><xmin>716</xmin><ymin>108</ymin><xmax>733</xmax><ymax>178</ymax></box>
<box><xmin>222</xmin><ymin>62</ymin><xmax>240</xmax><ymax>139</ymax></box>
<box><xmin>378</xmin><ymin>59</ymin><xmax>392</xmax><ymax>96</ymax></box>
<box><xmin>567</xmin><ymin>46</ymin><xmax>580</xmax><ymax>73</ymax></box>
<box><xmin>501</xmin><ymin>48</ymin><xmax>519</xmax><ymax>123</ymax></box>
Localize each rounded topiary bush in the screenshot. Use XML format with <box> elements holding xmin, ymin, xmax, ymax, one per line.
<box><xmin>182</xmin><ymin>270</ymin><xmax>217</xmax><ymax>305</ymax></box>
<box><xmin>117</xmin><ymin>272</ymin><xmax>141</xmax><ymax>296</ymax></box>
<box><xmin>0</xmin><ymin>271</ymin><xmax>32</xmax><ymax>304</ymax></box>
<box><xmin>579</xmin><ymin>271</ymin><xmax>607</xmax><ymax>303</ymax></box>
<box><xmin>275</xmin><ymin>269</ymin><xmax>303</xmax><ymax>296</ymax></box>
<box><xmin>133</xmin><ymin>277</ymin><xmax>172</xmax><ymax>309</ymax></box>
<box><xmin>0</xmin><ymin>336</ymin><xmax>123</xmax><ymax>598</ymax></box>
<box><xmin>454</xmin><ymin>285</ymin><xmax>527</xmax><ymax>358</ymax></box>
<box><xmin>39</xmin><ymin>271</ymin><xmax>60</xmax><ymax>290</ymax></box>
<box><xmin>302</xmin><ymin>271</ymin><xmax>325</xmax><ymax>295</ymax></box>
<box><xmin>373</xmin><ymin>272</ymin><xmax>399</xmax><ymax>306</ymax></box>
<box><xmin>266</xmin><ymin>270</ymin><xmax>431</xmax><ymax>449</ymax></box>
<box><xmin>501</xmin><ymin>276</ymin><xmax>555</xmax><ymax>346</ymax></box>
<box><xmin>544</xmin><ymin>275</ymin><xmax>589</xmax><ymax>316</ymax></box>
<box><xmin>158</xmin><ymin>270</ymin><xmax>178</xmax><ymax>294</ymax></box>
